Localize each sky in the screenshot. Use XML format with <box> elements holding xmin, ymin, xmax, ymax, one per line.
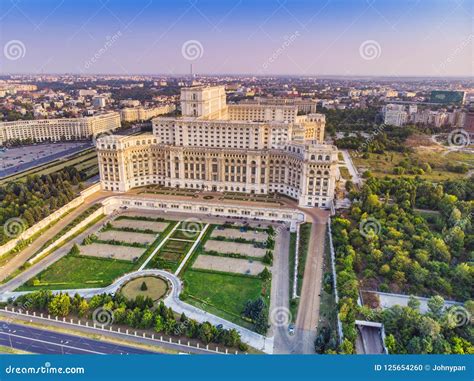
<box><xmin>0</xmin><ymin>0</ymin><xmax>472</xmax><ymax>77</ymax></box>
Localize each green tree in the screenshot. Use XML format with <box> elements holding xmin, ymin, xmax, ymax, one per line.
<box><xmin>427</xmin><ymin>295</ymin><xmax>445</xmax><ymax>319</ymax></box>
<box><xmin>48</xmin><ymin>294</ymin><xmax>71</xmax><ymax>317</ymax></box>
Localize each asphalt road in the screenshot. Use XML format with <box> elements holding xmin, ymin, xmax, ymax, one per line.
<box><xmin>0</xmin><ymin>190</ymin><xmax>114</xmax><ymax>286</ymax></box>
<box><xmin>0</xmin><ymin>321</ymin><xmax>155</xmax><ymax>354</ymax></box>
<box><xmin>293</xmin><ymin>208</ymin><xmax>329</xmax><ymax>354</ymax></box>
<box><xmin>0</xmin><ymin>142</ymin><xmax>92</xmax><ymax>179</ymax></box>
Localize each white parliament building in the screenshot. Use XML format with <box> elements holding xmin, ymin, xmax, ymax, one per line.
<box><xmin>96</xmin><ymin>86</ymin><xmax>338</xmax><ymax>208</ymax></box>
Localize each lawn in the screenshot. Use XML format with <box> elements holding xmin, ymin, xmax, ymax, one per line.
<box><xmin>17</xmin><ymin>256</ymin><xmax>135</xmax><ymax>291</ymax></box>
<box><xmin>339</xmin><ymin>166</ymin><xmax>351</xmax><ymax>180</ymax></box>
<box><xmin>182</xmin><ymin>269</ymin><xmax>266</xmax><ymax>329</ymax></box>
<box><xmin>297</xmin><ymin>223</ymin><xmax>312</xmax><ymax>295</ymax></box>
<box><xmin>120</xmin><ymin>276</ymin><xmax>168</xmax><ymax>302</ymax></box>
<box><xmin>352</xmin><ymin>149</ymin><xmax>474</xmax><ymax>181</ymax></box>
<box><xmin>171</xmin><ymin>229</ymin><xmax>200</xmax><ymax>240</ymax></box>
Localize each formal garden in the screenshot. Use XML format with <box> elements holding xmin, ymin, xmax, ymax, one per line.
<box><xmin>17</xmin><ymin>214</ymin><xmax>177</xmax><ymax>291</ymax></box>
<box><xmin>179</xmin><ymin>223</ymin><xmax>275</xmax><ymax>333</ymax></box>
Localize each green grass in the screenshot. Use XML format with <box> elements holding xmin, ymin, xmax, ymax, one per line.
<box><xmin>171</xmin><ymin>229</ymin><xmax>200</xmax><ymax>240</ymax></box>
<box><xmin>352</xmin><ymin>149</ymin><xmax>474</xmax><ymax>181</ymax></box>
<box><xmin>33</xmin><ymin>204</ymin><xmax>102</xmax><ymax>255</ymax></box>
<box><xmin>17</xmin><ymin>220</ymin><xmax>179</xmax><ymax>291</ymax></box>
<box><xmin>182</xmin><ymin>269</ymin><xmax>265</xmax><ymax>329</ymax></box>
<box><xmin>288</xmin><ymin>231</ymin><xmax>298</xmax><ymax>322</ymax></box>
<box><xmin>339</xmin><ymin>166</ymin><xmax>351</xmax><ymax>180</ymax></box>
<box><xmin>297</xmin><ymin>223</ymin><xmax>312</xmax><ymax>295</ymax></box>
<box><xmin>318</xmin><ymin>237</ymin><xmax>338</xmax><ymax>333</ymax></box>
<box><xmin>17</xmin><ymin>256</ymin><xmax>135</xmax><ymax>291</ymax></box>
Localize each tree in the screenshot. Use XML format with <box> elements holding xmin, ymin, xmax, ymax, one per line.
<box><xmin>407</xmin><ymin>296</ymin><xmax>420</xmax><ymax>311</ymax></box>
<box><xmin>340</xmin><ymin>338</ymin><xmax>354</xmax><ymax>354</ymax></box>
<box><xmin>198</xmin><ymin>322</ymin><xmax>214</xmax><ymax>344</ymax></box>
<box><xmin>259</xmin><ymin>267</ymin><xmax>271</xmax><ymax>281</ymax></box>
<box><xmin>48</xmin><ymin>294</ymin><xmax>71</xmax><ymax>317</ymax></box>
<box><xmin>70</xmin><ymin>243</ymin><xmax>80</xmax><ymax>256</ymax></box>
<box><xmin>154</xmin><ymin>315</ymin><xmax>164</xmax><ymax>333</ymax></box>
<box><xmin>385</xmin><ymin>334</ymin><xmax>397</xmax><ymax>353</ymax></box>
<box><xmin>78</xmin><ymin>299</ymin><xmax>89</xmax><ymax>317</ymax></box>
<box><xmin>140</xmin><ymin>281</ymin><xmax>148</xmax><ymax>291</ymax></box>
<box><xmin>427</xmin><ymin>295</ymin><xmax>445</xmax><ymax>319</ymax></box>
<box><xmin>140</xmin><ymin>309</ymin><xmax>154</xmax><ymax>329</ymax></box>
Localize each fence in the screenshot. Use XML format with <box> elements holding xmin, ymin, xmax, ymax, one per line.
<box><xmin>2</xmin><ymin>307</ymin><xmax>237</xmax><ymax>355</ymax></box>
<box><xmin>292</xmin><ymin>223</ymin><xmax>301</xmax><ymax>299</ymax></box>
<box><xmin>327</xmin><ymin>217</ymin><xmax>343</xmax><ymax>344</ymax></box>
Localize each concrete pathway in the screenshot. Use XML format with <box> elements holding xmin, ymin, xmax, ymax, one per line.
<box><xmin>0</xmin><ymin>212</ymin><xmax>118</xmax><ymax>294</ymax></box>
<box><xmin>341</xmin><ymin>149</ymin><xmax>361</xmax><ymax>185</ymax></box>
<box><xmin>138</xmin><ymin>221</ymin><xmax>180</xmax><ymax>270</ymax></box>
<box><xmin>0</xmin><ymin>190</ymin><xmax>114</xmax><ymax>282</ymax></box>
<box><xmin>174</xmin><ymin>224</ymin><xmax>209</xmax><ymax>275</ymax></box>
<box><xmin>1</xmin><ymin>269</ymin><xmax>273</xmax><ymax>353</ymax></box>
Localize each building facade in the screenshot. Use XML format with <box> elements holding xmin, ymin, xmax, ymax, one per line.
<box><xmin>97</xmin><ymin>86</ymin><xmax>338</xmax><ymax>208</ymax></box>
<box><xmin>0</xmin><ymin>112</ymin><xmax>121</xmax><ymax>145</ymax></box>
<box><xmin>120</xmin><ymin>104</ymin><xmax>176</xmax><ymax>122</ymax></box>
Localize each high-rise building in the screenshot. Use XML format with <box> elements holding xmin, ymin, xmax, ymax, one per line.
<box><xmin>92</xmin><ymin>96</ymin><xmax>107</xmax><ymax>108</ymax></box>
<box><xmin>0</xmin><ymin>112</ymin><xmax>121</xmax><ymax>145</ymax></box>
<box><xmin>96</xmin><ymin>86</ymin><xmax>338</xmax><ymax>208</ymax></box>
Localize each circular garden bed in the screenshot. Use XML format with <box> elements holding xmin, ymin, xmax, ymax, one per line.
<box><xmin>120</xmin><ymin>276</ymin><xmax>169</xmax><ymax>302</ymax></box>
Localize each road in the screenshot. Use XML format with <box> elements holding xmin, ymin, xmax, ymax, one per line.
<box><xmin>0</xmin><ymin>209</ymin><xmax>117</xmax><ymax>294</ymax></box>
<box><xmin>0</xmin><ymin>321</ymin><xmax>155</xmax><ymax>354</ymax></box>
<box><xmin>270</xmin><ymin>227</ymin><xmax>293</xmax><ymax>353</ymax></box>
<box><xmin>341</xmin><ymin>149</ymin><xmax>361</xmax><ymax>185</ymax></box>
<box><xmin>292</xmin><ymin>208</ymin><xmax>329</xmax><ymax>354</ymax></box>
<box><xmin>2</xmin><ymin>268</ymin><xmax>271</xmax><ymax>353</ymax></box>
<box><xmin>0</xmin><ymin>190</ymin><xmax>113</xmax><ymax>285</ymax></box>
<box><xmin>0</xmin><ymin>142</ymin><xmax>92</xmax><ymax>179</ymax></box>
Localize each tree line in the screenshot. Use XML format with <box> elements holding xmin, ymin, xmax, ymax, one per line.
<box><xmin>13</xmin><ymin>290</ymin><xmax>249</xmax><ymax>351</ymax></box>
<box><xmin>0</xmin><ymin>166</ymin><xmax>84</xmax><ymax>245</ymax></box>
<box><xmin>332</xmin><ymin>175</ymin><xmax>473</xmax><ymax>353</ymax></box>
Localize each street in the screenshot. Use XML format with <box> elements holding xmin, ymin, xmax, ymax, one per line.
<box><xmin>0</xmin><ymin>321</ymin><xmax>156</xmax><ymax>355</ymax></box>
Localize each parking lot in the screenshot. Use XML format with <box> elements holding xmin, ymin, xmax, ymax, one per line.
<box><xmin>0</xmin><ymin>141</ymin><xmax>92</xmax><ymax>178</ymax></box>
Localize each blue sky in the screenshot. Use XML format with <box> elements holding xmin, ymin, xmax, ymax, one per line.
<box><xmin>0</xmin><ymin>0</ymin><xmax>472</xmax><ymax>76</ymax></box>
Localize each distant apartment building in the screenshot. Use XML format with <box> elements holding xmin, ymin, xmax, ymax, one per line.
<box><xmin>78</xmin><ymin>89</ymin><xmax>97</xmax><ymax>97</ymax></box>
<box><xmin>97</xmin><ymin>86</ymin><xmax>337</xmax><ymax>208</ymax></box>
<box><xmin>0</xmin><ymin>112</ymin><xmax>121</xmax><ymax>145</ymax></box>
<box><xmin>240</xmin><ymin>97</ymin><xmax>318</xmax><ymax>114</ymax></box>
<box><xmin>463</xmin><ymin>112</ymin><xmax>474</xmax><ymax>136</ymax></box>
<box><xmin>92</xmin><ymin>96</ymin><xmax>107</xmax><ymax>108</ymax></box>
<box><xmin>120</xmin><ymin>104</ymin><xmax>176</xmax><ymax>122</ymax></box>
<box><xmin>119</xmin><ymin>99</ymin><xmax>141</xmax><ymax>107</ymax></box>
<box><xmin>383</xmin><ymin>104</ymin><xmax>408</xmax><ymax>126</ymax></box>
<box><xmin>384</xmin><ymin>104</ymin><xmax>465</xmax><ymax>128</ymax></box>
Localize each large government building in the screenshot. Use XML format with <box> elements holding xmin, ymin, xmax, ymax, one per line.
<box><xmin>96</xmin><ymin>86</ymin><xmax>338</xmax><ymax>208</ymax></box>
<box><xmin>0</xmin><ymin>112</ymin><xmax>121</xmax><ymax>145</ymax></box>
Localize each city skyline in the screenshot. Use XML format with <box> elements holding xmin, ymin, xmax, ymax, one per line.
<box><xmin>0</xmin><ymin>0</ymin><xmax>472</xmax><ymax>77</ymax></box>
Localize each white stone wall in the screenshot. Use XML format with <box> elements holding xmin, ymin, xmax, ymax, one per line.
<box><xmin>27</xmin><ymin>206</ymin><xmax>105</xmax><ymax>264</ymax></box>
<box><xmin>0</xmin><ymin>183</ymin><xmax>101</xmax><ymax>258</ymax></box>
